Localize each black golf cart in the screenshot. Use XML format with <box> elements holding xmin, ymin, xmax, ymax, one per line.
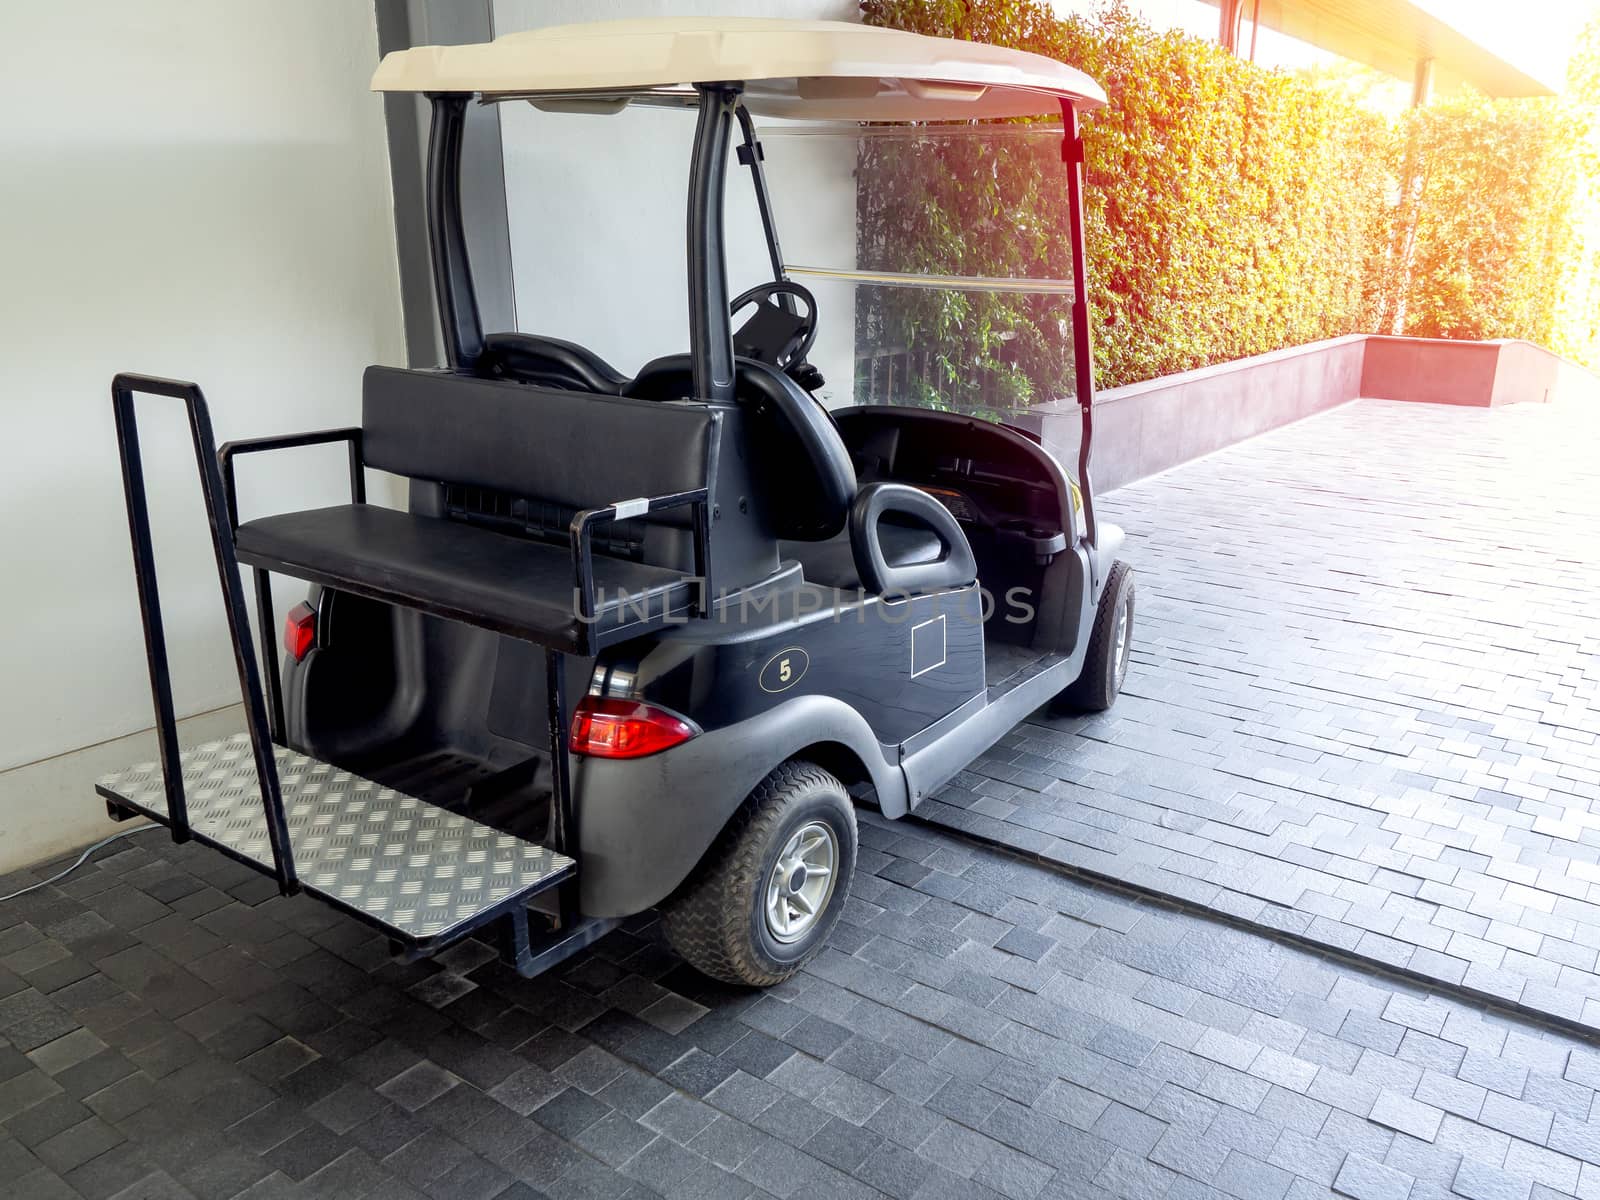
<box><xmin>98</xmin><ymin>18</ymin><xmax>1130</xmax><ymax>986</ymax></box>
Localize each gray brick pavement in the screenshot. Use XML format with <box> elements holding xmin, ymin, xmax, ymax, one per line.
<box><xmin>3</xmin><ymin>809</ymin><xmax>1599</xmax><ymax>1198</ymax></box>
<box><xmin>4</xmin><ymin>394</ymin><xmax>1599</xmax><ymax>1197</ymax></box>
<box><xmin>921</xmin><ymin>397</ymin><xmax>1600</xmax><ymax>1038</ymax></box>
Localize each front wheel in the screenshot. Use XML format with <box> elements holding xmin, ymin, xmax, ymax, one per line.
<box><xmin>662</xmin><ymin>760</ymin><xmax>856</xmax><ymax>987</ymax></box>
<box><xmin>1060</xmin><ymin>559</ymin><xmax>1135</xmax><ymax>712</ymax></box>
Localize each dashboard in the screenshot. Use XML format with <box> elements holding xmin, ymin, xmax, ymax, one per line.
<box><xmin>834</xmin><ymin>406</ymin><xmax>1076</xmax><ymax>558</ymax></box>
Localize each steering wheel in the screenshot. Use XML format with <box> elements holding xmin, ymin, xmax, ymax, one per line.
<box><xmin>730</xmin><ymin>280</ymin><xmax>819</xmax><ymax>375</ymax></box>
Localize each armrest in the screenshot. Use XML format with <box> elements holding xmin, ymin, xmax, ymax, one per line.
<box><xmin>218</xmin><ymin>428</ymin><xmax>364</xmax><ymax>530</ymax></box>
<box><xmin>568</xmin><ymin>488</ymin><xmax>711</xmax><ymax>628</ymax></box>
<box><xmin>849</xmin><ymin>482</ymin><xmax>977</xmax><ymax>596</ymax></box>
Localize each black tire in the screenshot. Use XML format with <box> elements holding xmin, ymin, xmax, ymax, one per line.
<box><xmin>661</xmin><ymin>760</ymin><xmax>856</xmax><ymax>987</ymax></box>
<box><xmin>1060</xmin><ymin>559</ymin><xmax>1135</xmax><ymax>712</ymax></box>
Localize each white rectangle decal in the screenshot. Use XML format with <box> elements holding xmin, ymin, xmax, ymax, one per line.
<box><xmin>910</xmin><ymin>615</ymin><xmax>947</xmax><ymax>678</ymax></box>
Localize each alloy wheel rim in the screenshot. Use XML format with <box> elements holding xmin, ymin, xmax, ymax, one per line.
<box><xmin>1113</xmin><ymin>596</ymin><xmax>1131</xmax><ymax>683</ymax></box>
<box><xmin>764</xmin><ymin>820</ymin><xmax>838</xmax><ymax>944</ymax></box>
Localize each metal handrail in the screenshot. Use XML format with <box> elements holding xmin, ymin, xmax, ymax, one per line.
<box><xmin>110</xmin><ymin>373</ymin><xmax>299</xmax><ymax>895</ymax></box>
<box><xmin>568</xmin><ymin>488</ymin><xmax>711</xmax><ymax>642</ymax></box>
<box><xmin>218</xmin><ymin>427</ymin><xmax>367</xmax><ymax>740</ymax></box>
<box><xmin>787</xmin><ymin>264</ymin><xmax>1078</xmax><ymax>295</ymax></box>
<box><xmin>218</xmin><ymin>428</ymin><xmax>366</xmax><ymax>531</ymax></box>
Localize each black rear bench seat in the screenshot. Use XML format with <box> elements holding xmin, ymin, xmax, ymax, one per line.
<box><xmin>225</xmin><ymin>367</ymin><xmax>719</xmax><ymax>654</ymax></box>
<box><xmin>235</xmin><ymin>504</ymin><xmax>696</xmax><ymax>653</ymax></box>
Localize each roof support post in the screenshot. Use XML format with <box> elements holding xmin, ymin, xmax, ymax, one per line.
<box><xmin>425</xmin><ymin>94</ymin><xmax>485</xmax><ymax>371</ymax></box>
<box><xmin>374</xmin><ymin>0</ymin><xmax>513</xmax><ymax>370</ymax></box>
<box><xmin>1061</xmin><ymin>100</ymin><xmax>1099</xmax><ymax>561</ymax></box>
<box><xmin>688</xmin><ymin>85</ymin><xmax>740</xmax><ymax>404</ymax></box>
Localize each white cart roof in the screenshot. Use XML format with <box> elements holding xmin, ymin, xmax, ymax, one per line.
<box><xmin>371</xmin><ymin>16</ymin><xmax>1105</xmax><ymax>120</ymax></box>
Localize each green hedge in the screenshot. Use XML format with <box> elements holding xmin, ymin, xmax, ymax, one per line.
<box><xmin>860</xmin><ymin>0</ymin><xmax>1598</xmax><ymax>401</ymax></box>
<box><xmin>861</xmin><ymin>0</ymin><xmax>1390</xmax><ymax>395</ymax></box>
<box><xmin>1085</xmin><ymin>12</ymin><xmax>1396</xmax><ymax>385</ymax></box>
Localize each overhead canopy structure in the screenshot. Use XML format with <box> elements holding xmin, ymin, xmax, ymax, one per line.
<box><xmin>371</xmin><ymin>16</ymin><xmax>1107</xmax><ymax>120</ymax></box>
<box><xmin>1210</xmin><ymin>0</ymin><xmax>1563</xmax><ymax>97</ymax></box>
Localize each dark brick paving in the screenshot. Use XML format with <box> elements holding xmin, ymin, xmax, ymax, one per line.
<box><xmin>5</xmin><ymin>808</ymin><xmax>1600</xmax><ymax>1199</ymax></box>
<box><xmin>6</xmin><ymin>394</ymin><xmax>1600</xmax><ymax>1198</ymax></box>
<box><xmin>922</xmin><ymin>398</ymin><xmax>1600</xmax><ymax>1036</ymax></box>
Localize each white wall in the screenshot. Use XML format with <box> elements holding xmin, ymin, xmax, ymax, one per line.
<box><xmin>0</xmin><ymin>3</ymin><xmax>403</xmax><ymax>869</ymax></box>
<box><xmin>492</xmin><ymin>0</ymin><xmax>861</xmax><ymax>404</ymax></box>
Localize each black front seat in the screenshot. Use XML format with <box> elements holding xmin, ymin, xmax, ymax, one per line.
<box><xmin>478</xmin><ymin>332</ymin><xmax>628</xmax><ymax>393</ymax></box>
<box><xmin>625</xmin><ymin>354</ymin><xmax>855</xmax><ymax>541</ymax></box>
<box><xmin>626</xmin><ymin>355</ymin><xmax>975</xmax><ymax>594</ymax></box>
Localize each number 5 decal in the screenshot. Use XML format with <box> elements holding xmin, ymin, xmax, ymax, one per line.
<box><xmin>759</xmin><ymin>646</ymin><xmax>809</xmax><ymax>693</ymax></box>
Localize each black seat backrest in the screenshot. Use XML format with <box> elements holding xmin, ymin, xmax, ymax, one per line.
<box><xmin>624</xmin><ymin>355</ymin><xmax>856</xmax><ymax>542</ymax></box>
<box><xmin>362</xmin><ymin>366</ymin><xmax>714</xmax><ymax>512</ymax></box>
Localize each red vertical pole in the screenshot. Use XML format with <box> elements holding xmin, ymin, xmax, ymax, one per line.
<box><xmin>1061</xmin><ymin>101</ymin><xmax>1099</xmax><ymax>558</ymax></box>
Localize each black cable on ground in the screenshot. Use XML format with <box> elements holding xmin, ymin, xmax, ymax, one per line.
<box><xmin>0</xmin><ymin>824</ymin><xmax>157</xmax><ymax>903</ymax></box>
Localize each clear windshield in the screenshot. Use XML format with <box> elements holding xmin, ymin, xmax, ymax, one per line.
<box><xmin>742</xmin><ymin>120</ymin><xmax>1077</xmax><ymax>420</ymax></box>
<box><xmin>500</xmin><ymin>103</ymin><xmax>1078</xmax><ymax>420</ymax></box>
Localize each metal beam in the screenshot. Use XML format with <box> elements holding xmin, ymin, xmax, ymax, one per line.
<box><xmin>1412</xmin><ymin>57</ymin><xmax>1436</xmax><ymax>107</ymax></box>
<box><xmin>1195</xmin><ymin>0</ymin><xmax>1560</xmax><ymax>96</ymax></box>
<box><xmin>1218</xmin><ymin>0</ymin><xmax>1244</xmax><ymax>53</ymax></box>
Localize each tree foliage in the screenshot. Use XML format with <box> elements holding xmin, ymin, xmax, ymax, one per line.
<box><xmin>1380</xmin><ymin>99</ymin><xmax>1589</xmax><ymax>346</ymax></box>
<box><xmin>1372</xmin><ymin>20</ymin><xmax>1600</xmax><ymax>364</ymax></box>
<box><xmin>1553</xmin><ymin>12</ymin><xmax>1600</xmax><ymax>365</ymax></box>
<box><xmin>859</xmin><ymin>0</ymin><xmax>1600</xmax><ymax>408</ymax></box>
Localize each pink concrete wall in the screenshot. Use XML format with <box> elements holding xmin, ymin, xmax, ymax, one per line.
<box><xmin>1360</xmin><ymin>336</ymin><xmax>1503</xmax><ymax>406</ymax></box>
<box><xmin>1036</xmin><ymin>334</ymin><xmax>1596</xmax><ymax>492</ymax></box>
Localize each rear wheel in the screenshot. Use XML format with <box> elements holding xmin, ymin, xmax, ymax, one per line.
<box><xmin>662</xmin><ymin>760</ymin><xmax>856</xmax><ymax>987</ymax></box>
<box><xmin>1060</xmin><ymin>559</ymin><xmax>1134</xmax><ymax>712</ymax></box>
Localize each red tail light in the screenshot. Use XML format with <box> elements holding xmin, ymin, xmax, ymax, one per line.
<box><xmin>569</xmin><ymin>696</ymin><xmax>696</xmax><ymax>759</ymax></box>
<box><xmin>283</xmin><ymin>602</ymin><xmax>317</xmax><ymax>662</ymax></box>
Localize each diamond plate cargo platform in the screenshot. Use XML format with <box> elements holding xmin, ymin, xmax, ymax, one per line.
<box><xmin>96</xmin><ymin>733</ymin><xmax>574</xmax><ymax>949</ymax></box>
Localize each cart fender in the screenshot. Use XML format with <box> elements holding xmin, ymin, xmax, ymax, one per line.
<box><xmin>571</xmin><ymin>693</ymin><xmax>903</xmax><ymax>918</ymax></box>
<box><xmin>1088</xmin><ymin>521</ymin><xmax>1125</xmax><ymax>600</ymax></box>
